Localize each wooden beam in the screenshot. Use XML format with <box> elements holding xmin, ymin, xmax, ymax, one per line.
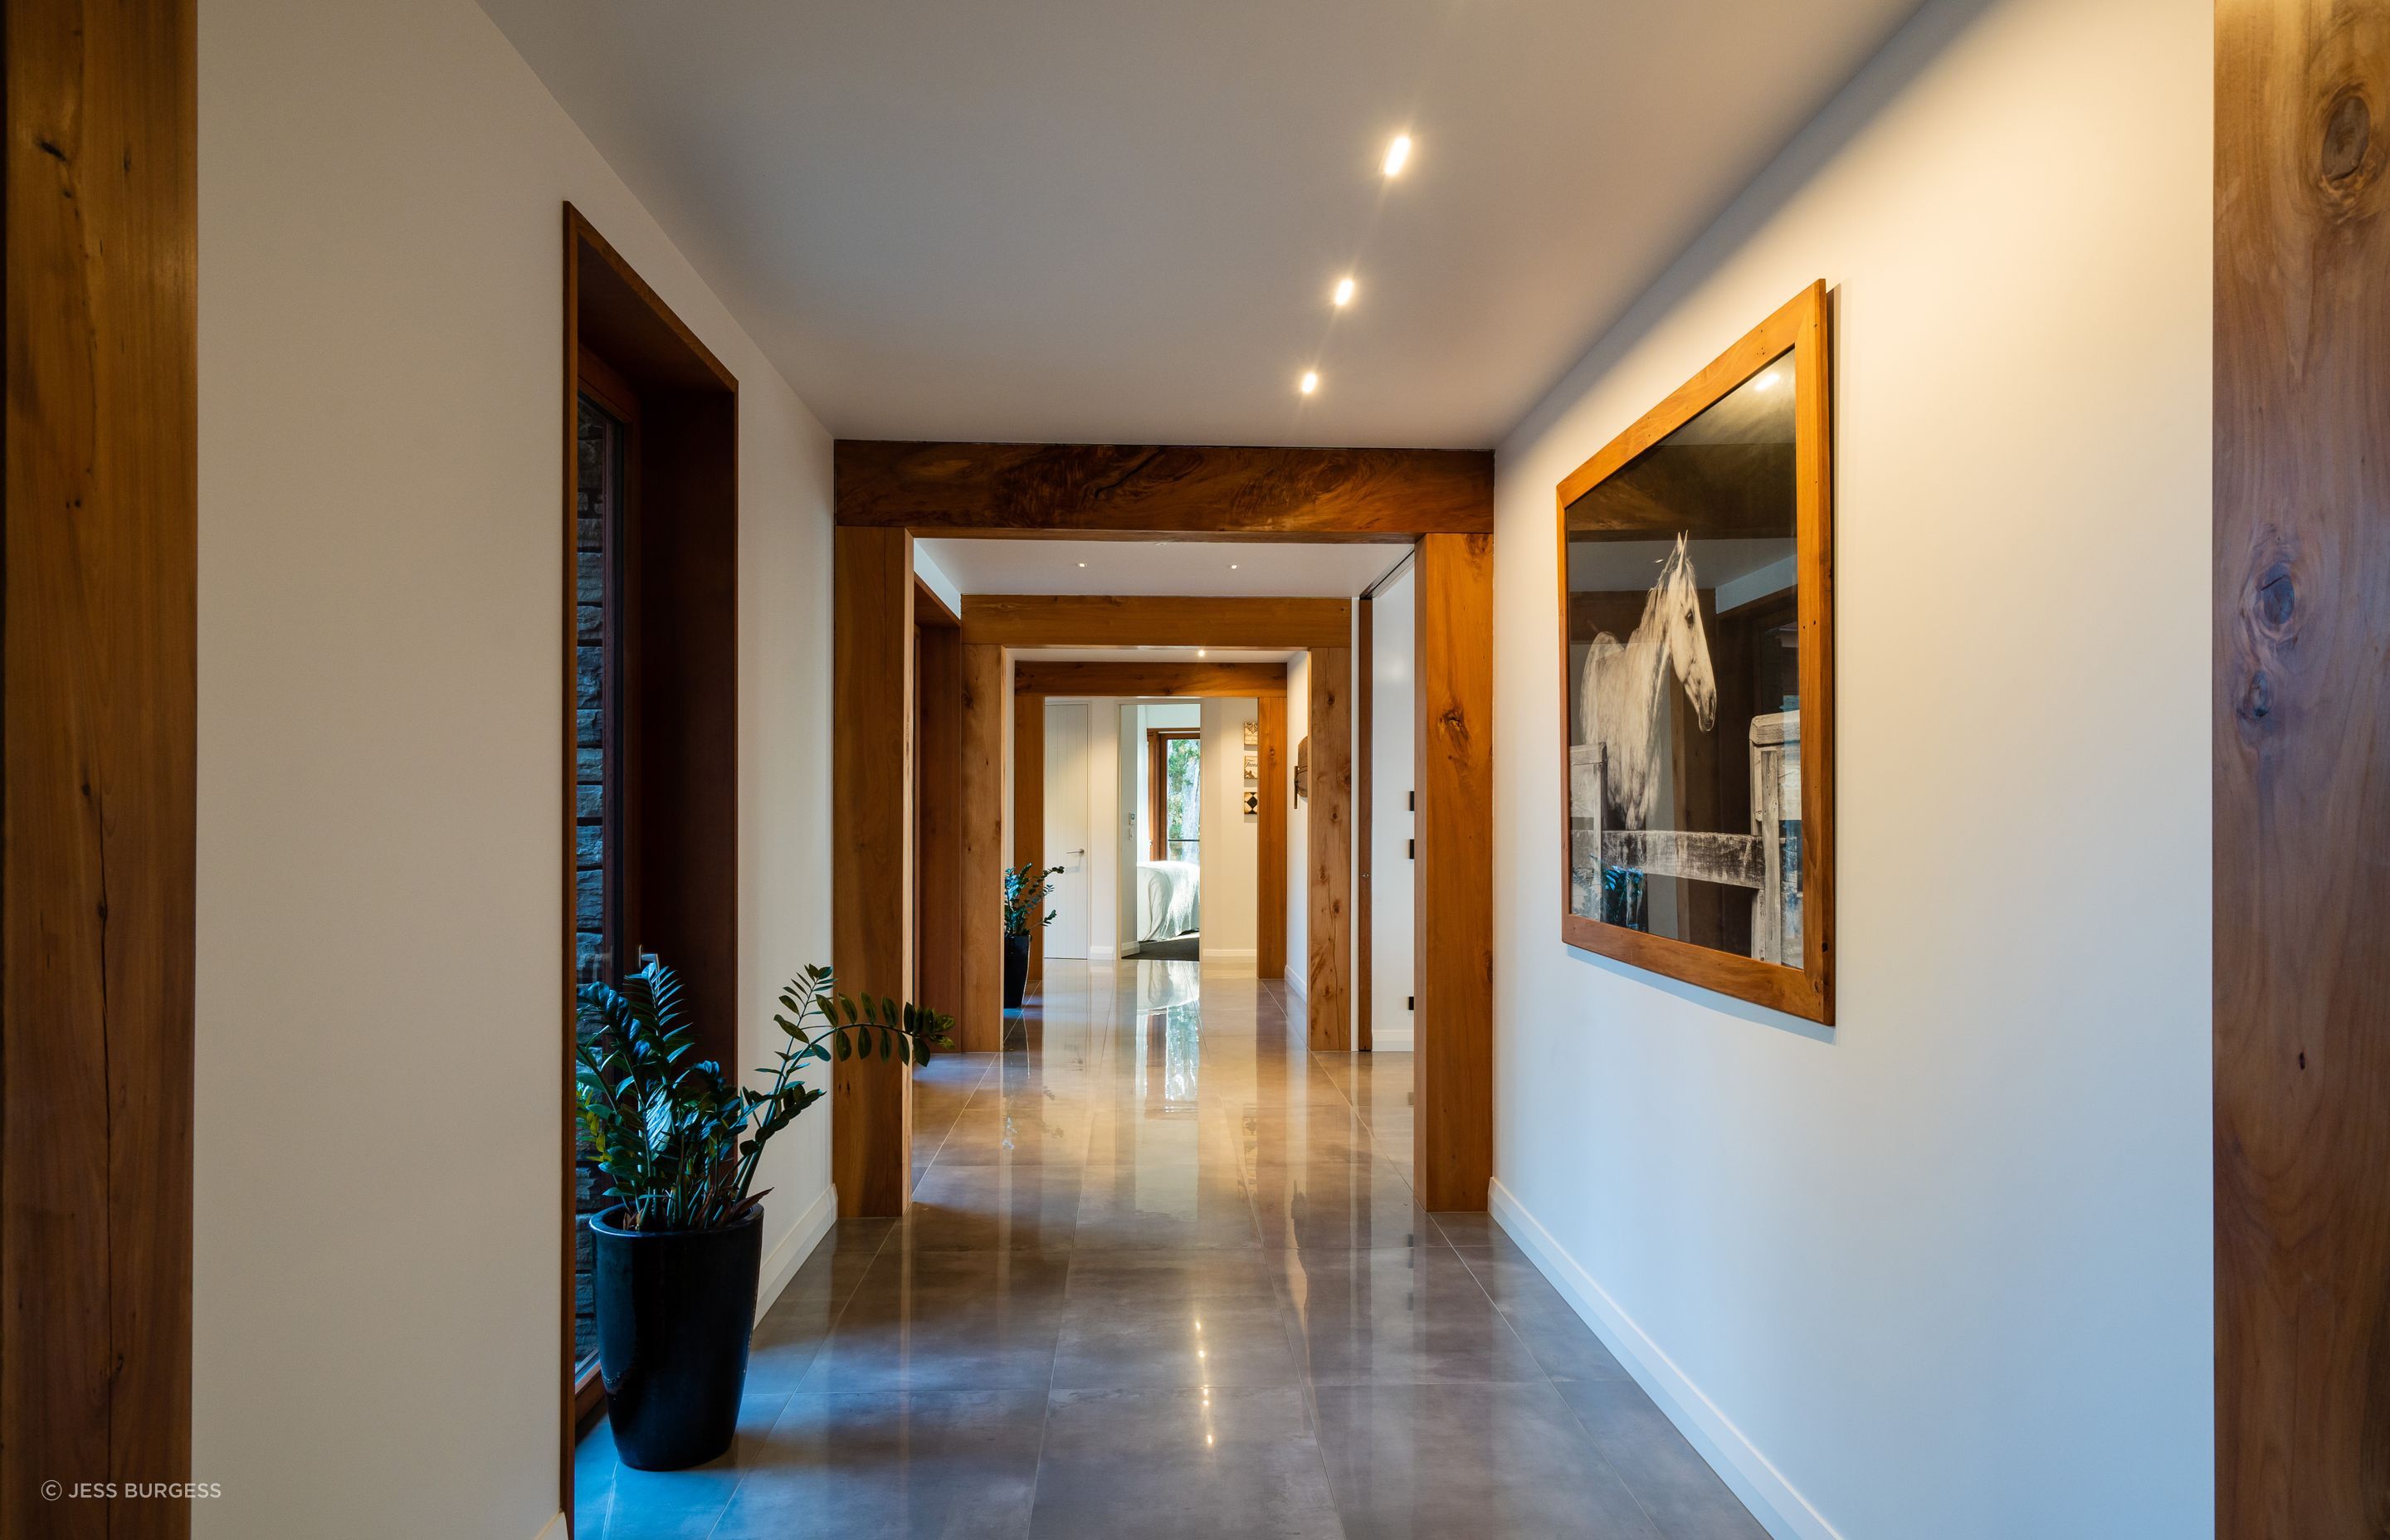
<box><xmin>832</xmin><ymin>527</ymin><xmax>914</xmax><ymax>1216</ymax></box>
<box><xmin>962</xmin><ymin>594</ymin><xmax>1350</xmax><ymax>650</ymax></box>
<box><xmin>1011</xmin><ymin>660</ymin><xmax>1287</xmax><ymax>698</ymax></box>
<box><xmin>2216</xmin><ymin>4</ymin><xmax>2390</xmax><ymax>1533</ymax></box>
<box><xmin>1257</xmin><ymin>696</ymin><xmax>1289</xmax><ymax>979</ymax></box>
<box><xmin>956</xmin><ymin>643</ymin><xmax>1008</xmax><ymax>1051</ymax></box>
<box><xmin>1307</xmin><ymin>649</ymin><xmax>1353</xmax><ymax>1051</ymax></box>
<box><xmin>5</xmin><ymin>1</ymin><xmax>197</xmax><ymax>1533</ymax></box>
<box><xmin>1415</xmin><ymin>534</ymin><xmax>1493</xmax><ymax>1212</ymax></box>
<box><xmin>836</xmin><ymin>441</ymin><xmax>1492</xmax><ymax>539</ymax></box>
<box><xmin>1015</xmin><ymin>694</ymin><xmax>1046</xmax><ymax>987</ymax></box>
<box><xmin>915</xmin><ymin>625</ymin><xmax>964</xmax><ymax>1016</ymax></box>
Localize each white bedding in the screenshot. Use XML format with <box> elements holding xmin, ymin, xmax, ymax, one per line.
<box><xmin>1136</xmin><ymin>860</ymin><xmax>1202</xmax><ymax>941</ymax></box>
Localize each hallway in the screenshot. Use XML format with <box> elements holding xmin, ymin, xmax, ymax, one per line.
<box><xmin>576</xmin><ymin>961</ymin><xmax>1762</xmax><ymax>1538</ymax></box>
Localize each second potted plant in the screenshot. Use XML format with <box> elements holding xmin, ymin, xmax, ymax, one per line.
<box><xmin>1002</xmin><ymin>861</ymin><xmax>1061</xmax><ymax>1010</ymax></box>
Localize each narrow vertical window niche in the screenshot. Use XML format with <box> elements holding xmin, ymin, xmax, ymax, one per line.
<box><xmin>569</xmin><ymin>371</ymin><xmax>632</xmax><ymax>1388</ymax></box>
<box><xmin>561</xmin><ymin>206</ymin><xmax>740</xmax><ymax>1483</ymax></box>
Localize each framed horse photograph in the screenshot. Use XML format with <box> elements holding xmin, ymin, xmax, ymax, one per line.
<box><xmin>1554</xmin><ymin>280</ymin><xmax>1834</xmax><ymax>1024</ymax></box>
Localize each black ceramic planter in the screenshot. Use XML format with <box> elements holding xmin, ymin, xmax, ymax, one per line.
<box><xmin>590</xmin><ymin>1205</ymin><xmax>762</xmax><ymax>1470</ymax></box>
<box><xmin>1003</xmin><ymin>931</ymin><xmax>1030</xmax><ymax>1009</ymax></box>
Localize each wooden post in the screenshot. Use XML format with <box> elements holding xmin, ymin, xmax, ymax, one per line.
<box><xmin>4</xmin><ymin>0</ymin><xmax>198</xmax><ymax>1532</ymax></box>
<box><xmin>1414</xmin><ymin>533</ymin><xmax>1493</xmax><ymax>1211</ymax></box>
<box><xmin>2216</xmin><ymin>3</ymin><xmax>2390</xmax><ymax>1532</ymax></box>
<box><xmin>1357</xmin><ymin>598</ymin><xmax>1375</xmax><ymax>1051</ymax></box>
<box><xmin>1307</xmin><ymin>647</ymin><xmax>1353</xmax><ymax>1050</ymax></box>
<box><xmin>957</xmin><ymin>643</ymin><xmax>1009</xmax><ymax>1050</ymax></box>
<box><xmin>1015</xmin><ymin>694</ymin><xmax>1046</xmax><ymax>987</ymax></box>
<box><xmin>831</xmin><ymin>527</ymin><xmax>914</xmax><ymax>1216</ymax></box>
<box><xmin>1257</xmin><ymin>695</ymin><xmax>1289</xmax><ymax>980</ymax></box>
<box><xmin>915</xmin><ymin>623</ymin><xmax>964</xmax><ymax>1016</ymax></box>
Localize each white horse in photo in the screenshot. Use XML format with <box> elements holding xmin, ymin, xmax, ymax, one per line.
<box><xmin>1576</xmin><ymin>534</ymin><xmax>1719</xmax><ymax>832</ymax></box>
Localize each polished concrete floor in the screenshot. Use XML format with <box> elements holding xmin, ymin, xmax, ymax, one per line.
<box><xmin>578</xmin><ymin>960</ymin><xmax>1766</xmax><ymax>1539</ymax></box>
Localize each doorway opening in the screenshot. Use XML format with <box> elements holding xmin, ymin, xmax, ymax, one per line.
<box><xmin>1133</xmin><ymin>716</ymin><xmax>1203</xmax><ymax>959</ymax></box>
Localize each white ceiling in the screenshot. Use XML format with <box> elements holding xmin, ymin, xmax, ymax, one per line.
<box><xmin>917</xmin><ymin>538</ymin><xmax>1407</xmax><ymax>597</ymax></box>
<box><xmin>479</xmin><ymin>0</ymin><xmax>1919</xmax><ymax>448</ymax></box>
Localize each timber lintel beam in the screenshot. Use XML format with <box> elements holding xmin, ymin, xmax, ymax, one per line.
<box><xmin>1011</xmin><ymin>660</ymin><xmax>1288</xmax><ymax>697</ymax></box>
<box><xmin>835</xmin><ymin>440</ymin><xmax>1492</xmax><ymax>540</ymax></box>
<box><xmin>961</xmin><ymin>594</ymin><xmax>1350</xmax><ymax>650</ymax></box>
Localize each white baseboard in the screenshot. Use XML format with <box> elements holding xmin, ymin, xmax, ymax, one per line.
<box><xmin>534</xmin><ymin>1512</ymin><xmax>568</xmax><ymax>1540</ymax></box>
<box><xmin>1090</xmin><ymin>943</ymin><xmax>1119</xmax><ymax>961</ymax></box>
<box><xmin>1282</xmin><ymin>966</ymin><xmax>1307</xmax><ymax>999</ymax></box>
<box><xmin>1487</xmin><ymin>1179</ymin><xmax>1841</xmax><ymax>1540</ymax></box>
<box><xmin>1203</xmin><ymin>947</ymin><xmax>1257</xmax><ymax>960</ymax></box>
<box><xmin>754</xmin><ymin>1182</ymin><xmax>837</xmax><ymax>1325</ymax></box>
<box><xmin>1368</xmin><ymin>1026</ymin><xmax>1414</xmax><ymax>1050</ymax></box>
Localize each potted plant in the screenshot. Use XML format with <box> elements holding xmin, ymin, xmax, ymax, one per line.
<box><xmin>1002</xmin><ymin>862</ymin><xmax>1061</xmax><ymax>1009</ymax></box>
<box><xmin>576</xmin><ymin>960</ymin><xmax>950</xmax><ymax>1469</ymax></box>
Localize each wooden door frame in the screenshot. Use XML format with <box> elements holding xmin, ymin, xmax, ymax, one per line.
<box><xmin>832</xmin><ymin>442</ymin><xmax>1493</xmax><ymax>1225</ymax></box>
<box><xmin>4</xmin><ymin>3</ymin><xmax>198</xmax><ymax>1534</ymax></box>
<box><xmin>561</xmin><ymin>206</ymin><xmax>740</xmax><ymax>1519</ymax></box>
<box><xmin>1011</xmin><ymin>665</ymin><xmax>1288</xmax><ymax>972</ymax></box>
<box><xmin>2214</xmin><ymin>4</ymin><xmax>2390</xmax><ymax>1531</ymax></box>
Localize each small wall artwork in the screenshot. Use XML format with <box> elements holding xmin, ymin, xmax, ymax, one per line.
<box><xmin>1242</xmin><ymin>752</ymin><xmax>1258</xmax><ymax>784</ymax></box>
<box><xmin>1242</xmin><ymin>789</ymin><xmax>1259</xmax><ymax>816</ymax></box>
<box><xmin>1241</xmin><ymin>721</ymin><xmax>1258</xmax><ymax>748</ymax></box>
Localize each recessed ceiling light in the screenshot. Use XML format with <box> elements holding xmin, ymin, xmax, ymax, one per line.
<box><xmin>1197</xmin><ymin>649</ymin><xmax>1208</xmax><ymax>658</ymax></box>
<box><xmin>1382</xmin><ymin>134</ymin><xmax>1412</xmax><ymax>178</ymax></box>
<box><xmin>1333</xmin><ymin>275</ymin><xmax>1356</xmax><ymax>307</ymax></box>
<box><xmin>1300</xmin><ymin>370</ymin><xmax>1319</xmax><ymax>396</ymax></box>
<box><xmin>1230</xmin><ymin>563</ymin><xmax>1240</xmax><ymax>570</ymax></box>
<box><xmin>1077</xmin><ymin>561</ymin><xmax>1087</xmax><ymax>567</ymax></box>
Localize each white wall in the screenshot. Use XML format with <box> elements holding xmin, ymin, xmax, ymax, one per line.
<box><xmin>198</xmin><ymin>2</ymin><xmax>836</xmax><ymax>1535</ymax></box>
<box><xmin>1488</xmin><ymin>1</ymin><xmax>2210</xmax><ymax>1537</ymax></box>
<box><xmin>1197</xmin><ymin>698</ymin><xmax>1261</xmax><ymax>958</ymax></box>
<box><xmin>1283</xmin><ymin>655</ymin><xmax>1311</xmax><ymax>994</ymax></box>
<box><xmin>1085</xmin><ymin>703</ymin><xmax>1120</xmax><ymax>960</ymax></box>
<box><xmin>1368</xmin><ymin>564</ymin><xmax>1417</xmax><ymax>1050</ymax></box>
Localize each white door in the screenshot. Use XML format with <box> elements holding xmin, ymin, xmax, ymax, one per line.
<box><xmin>1044</xmin><ymin>701</ymin><xmax>1091</xmax><ymax>958</ymax></box>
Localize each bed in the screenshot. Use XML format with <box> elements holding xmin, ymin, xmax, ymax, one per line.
<box><xmin>1136</xmin><ymin>860</ymin><xmax>1202</xmax><ymax>941</ymax></box>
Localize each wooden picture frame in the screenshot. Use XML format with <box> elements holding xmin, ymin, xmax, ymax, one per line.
<box><xmin>1553</xmin><ymin>281</ymin><xmax>1833</xmax><ymax>1024</ymax></box>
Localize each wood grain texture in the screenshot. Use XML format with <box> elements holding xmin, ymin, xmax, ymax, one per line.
<box><xmin>1307</xmin><ymin>649</ymin><xmax>1353</xmax><ymax>1051</ymax></box>
<box><xmin>1356</xmin><ymin>600</ymin><xmax>1375</xmax><ymax>1053</ymax></box>
<box><xmin>916</xmin><ymin>624</ymin><xmax>965</xmax><ymax>1016</ymax></box>
<box><xmin>4</xmin><ymin>2</ymin><xmax>197</xmax><ymax>1530</ymax></box>
<box><xmin>1553</xmin><ymin>280</ymin><xmax>1833</xmax><ymax>1026</ymax></box>
<box><xmin>832</xmin><ymin>527</ymin><xmax>915</xmax><ymax>1216</ymax></box>
<box><xmin>961</xmin><ymin>594</ymin><xmax>1350</xmax><ymax>650</ymax></box>
<box><xmin>2216</xmin><ymin>6</ymin><xmax>2390</xmax><ymax>1533</ymax></box>
<box><xmin>957</xmin><ymin>644</ymin><xmax>1009</xmax><ymax>1052</ymax></box>
<box><xmin>1015</xmin><ymin>694</ymin><xmax>1046</xmax><ymax>985</ymax></box>
<box><xmin>836</xmin><ymin>441</ymin><xmax>1492</xmax><ymax>539</ymax></box>
<box><xmin>1414</xmin><ymin>535</ymin><xmax>1493</xmax><ymax>1212</ymax></box>
<box><xmin>1257</xmin><ymin>696</ymin><xmax>1290</xmax><ymax>980</ymax></box>
<box><xmin>1010</xmin><ymin>660</ymin><xmax>1287</xmax><ymax>698</ymax></box>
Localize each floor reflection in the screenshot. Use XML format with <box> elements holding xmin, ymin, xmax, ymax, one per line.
<box><xmin>576</xmin><ymin>958</ymin><xmax>1767</xmax><ymax>1540</ymax></box>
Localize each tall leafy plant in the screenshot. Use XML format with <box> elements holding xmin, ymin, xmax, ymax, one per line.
<box><xmin>1003</xmin><ymin>861</ymin><xmax>1062</xmax><ymax>938</ymax></box>
<box><xmin>576</xmin><ymin>960</ymin><xmax>952</xmax><ymax>1231</ymax></box>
